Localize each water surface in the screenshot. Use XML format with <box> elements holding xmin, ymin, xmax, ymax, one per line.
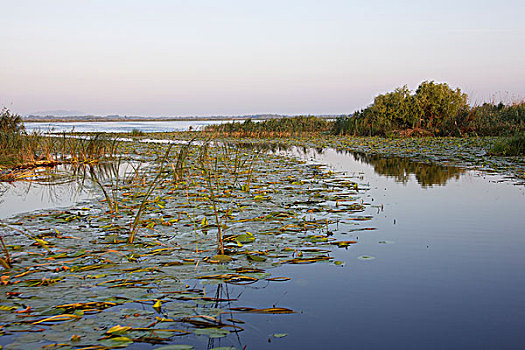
<box><xmin>1</xmin><ymin>146</ymin><xmax>524</xmax><ymax>350</ymax></box>
<box><xmin>24</xmin><ymin>120</ymin><xmax>232</xmax><ymax>133</ymax></box>
<box><xmin>198</xmin><ymin>147</ymin><xmax>525</xmax><ymax>349</ymax></box>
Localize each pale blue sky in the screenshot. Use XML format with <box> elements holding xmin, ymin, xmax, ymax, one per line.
<box><xmin>1</xmin><ymin>0</ymin><xmax>524</xmax><ymax>116</ymax></box>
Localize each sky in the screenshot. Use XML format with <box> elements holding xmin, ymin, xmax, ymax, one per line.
<box><xmin>1</xmin><ymin>0</ymin><xmax>524</xmax><ymax>117</ymax></box>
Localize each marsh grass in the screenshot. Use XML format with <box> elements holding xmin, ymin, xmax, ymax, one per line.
<box><xmin>204</xmin><ymin>116</ymin><xmax>332</xmax><ymax>138</ymax></box>
<box><xmin>490</xmin><ymin>133</ymin><xmax>525</xmax><ymax>156</ymax></box>
<box><xmin>1</xmin><ymin>106</ymin><xmax>116</xmax><ymax>172</ymax></box>
<box><xmin>130</xmin><ymin>128</ymin><xmax>145</xmax><ymax>137</ymax></box>
<box><xmin>1</xmin><ymin>131</ymin><xmax>118</xmax><ymax>182</ymax></box>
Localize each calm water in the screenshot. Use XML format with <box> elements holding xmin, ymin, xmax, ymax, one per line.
<box><xmin>24</xmin><ymin>119</ymin><xmax>232</xmax><ymax>133</ymax></box>
<box><xmin>1</xmin><ymin>146</ymin><xmax>524</xmax><ymax>349</ymax></box>
<box><xmin>184</xmin><ymin>148</ymin><xmax>525</xmax><ymax>349</ymax></box>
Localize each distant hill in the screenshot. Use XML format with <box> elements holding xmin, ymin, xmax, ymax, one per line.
<box><xmin>27</xmin><ymin>110</ymin><xmax>86</xmax><ymax>117</ymax></box>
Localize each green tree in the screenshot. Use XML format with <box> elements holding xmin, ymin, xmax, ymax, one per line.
<box><xmin>413</xmin><ymin>81</ymin><xmax>468</xmax><ymax>132</ymax></box>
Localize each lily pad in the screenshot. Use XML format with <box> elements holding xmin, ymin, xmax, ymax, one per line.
<box><xmin>358</xmin><ymin>255</ymin><xmax>376</xmax><ymax>260</ymax></box>
<box><xmin>155</xmin><ymin>345</ymin><xmax>195</xmax><ymax>350</ymax></box>
<box><xmin>194</xmin><ymin>327</ymin><xmax>230</xmax><ymax>338</ymax></box>
<box><xmin>272</xmin><ymin>333</ymin><xmax>288</xmax><ymax>338</ymax></box>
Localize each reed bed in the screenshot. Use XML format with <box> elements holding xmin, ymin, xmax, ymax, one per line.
<box><xmin>203</xmin><ymin>115</ymin><xmax>333</xmax><ymax>138</ymax></box>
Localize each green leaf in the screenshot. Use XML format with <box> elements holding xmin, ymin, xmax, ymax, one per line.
<box><xmin>358</xmin><ymin>255</ymin><xmax>375</xmax><ymax>260</ymax></box>
<box><xmin>101</xmin><ymin>336</ymin><xmax>134</xmax><ymax>348</ymax></box>
<box><xmin>272</xmin><ymin>333</ymin><xmax>288</xmax><ymax>338</ymax></box>
<box><xmin>247</xmin><ymin>254</ymin><xmax>266</xmax><ymax>262</ymax></box>
<box><xmin>155</xmin><ymin>345</ymin><xmax>194</xmax><ymax>350</ymax></box>
<box><xmin>194</xmin><ymin>327</ymin><xmax>230</xmax><ymax>338</ymax></box>
<box><xmin>235</xmin><ymin>232</ymin><xmax>255</xmax><ymax>244</ymax></box>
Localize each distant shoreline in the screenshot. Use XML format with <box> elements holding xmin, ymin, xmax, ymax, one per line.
<box><xmin>23</xmin><ymin>116</ymin><xmax>252</xmax><ymax>123</ymax></box>
<box><xmin>22</xmin><ymin>115</ymin><xmax>336</xmax><ymax>123</ymax></box>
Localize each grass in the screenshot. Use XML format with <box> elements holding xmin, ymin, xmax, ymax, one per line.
<box><xmin>490</xmin><ymin>133</ymin><xmax>525</xmax><ymax>156</ymax></box>
<box><xmin>1</xmin><ymin>108</ymin><xmax>118</xmax><ymax>174</ymax></box>
<box><xmin>130</xmin><ymin>128</ymin><xmax>145</xmax><ymax>137</ymax></box>
<box><xmin>1</xmin><ymin>132</ymin><xmax>118</xmax><ymax>181</ymax></box>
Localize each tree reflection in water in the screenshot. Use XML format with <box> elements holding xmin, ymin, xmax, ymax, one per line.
<box><xmin>231</xmin><ymin>141</ymin><xmax>464</xmax><ymax>188</ymax></box>
<box><xmin>347</xmin><ymin>151</ymin><xmax>465</xmax><ymax>187</ymax></box>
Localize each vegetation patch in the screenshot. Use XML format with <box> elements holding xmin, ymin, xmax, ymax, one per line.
<box><xmin>333</xmin><ymin>81</ymin><xmax>525</xmax><ymax>137</ymax></box>
<box><xmin>1</xmin><ymin>109</ymin><xmax>117</xmax><ymax>181</ymax></box>
<box><xmin>490</xmin><ymin>133</ymin><xmax>525</xmax><ymax>156</ymax></box>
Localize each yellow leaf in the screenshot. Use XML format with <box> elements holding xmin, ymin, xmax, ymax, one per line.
<box><xmin>107</xmin><ymin>325</ymin><xmax>131</xmax><ymax>335</ymax></box>
<box><xmin>32</xmin><ymin>314</ymin><xmax>81</xmax><ymax>324</ymax></box>
<box><xmin>155</xmin><ymin>316</ymin><xmax>175</xmax><ymax>322</ymax></box>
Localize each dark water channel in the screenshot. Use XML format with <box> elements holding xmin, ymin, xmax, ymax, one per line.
<box><xmin>188</xmin><ymin>147</ymin><xmax>525</xmax><ymax>350</ymax></box>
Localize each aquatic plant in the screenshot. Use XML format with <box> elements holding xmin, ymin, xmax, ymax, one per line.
<box><xmin>128</xmin><ymin>144</ymin><xmax>173</xmax><ymax>243</ymax></box>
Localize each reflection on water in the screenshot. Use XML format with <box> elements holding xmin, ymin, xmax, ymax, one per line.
<box><xmin>0</xmin><ymin>161</ymin><xmax>126</xmax><ymax>219</ymax></box>
<box><xmin>235</xmin><ymin>141</ymin><xmax>465</xmax><ymax>187</ymax></box>
<box><xmin>348</xmin><ymin>151</ymin><xmax>465</xmax><ymax>187</ymax></box>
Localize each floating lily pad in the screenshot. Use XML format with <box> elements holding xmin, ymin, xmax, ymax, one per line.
<box><xmin>358</xmin><ymin>255</ymin><xmax>376</xmax><ymax>260</ymax></box>
<box><xmin>155</xmin><ymin>345</ymin><xmax>194</xmax><ymax>350</ymax></box>
<box><xmin>272</xmin><ymin>333</ymin><xmax>288</xmax><ymax>338</ymax></box>
<box><xmin>194</xmin><ymin>327</ymin><xmax>230</xmax><ymax>338</ymax></box>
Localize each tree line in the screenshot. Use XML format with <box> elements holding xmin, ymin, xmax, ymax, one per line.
<box><xmin>333</xmin><ymin>81</ymin><xmax>524</xmax><ymax>137</ymax></box>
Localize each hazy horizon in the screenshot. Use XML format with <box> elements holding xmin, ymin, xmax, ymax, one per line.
<box><xmin>1</xmin><ymin>1</ymin><xmax>524</xmax><ymax>117</ymax></box>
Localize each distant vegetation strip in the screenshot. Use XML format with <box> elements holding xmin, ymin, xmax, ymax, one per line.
<box><xmin>204</xmin><ymin>115</ymin><xmax>333</xmax><ymax>137</ymax></box>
